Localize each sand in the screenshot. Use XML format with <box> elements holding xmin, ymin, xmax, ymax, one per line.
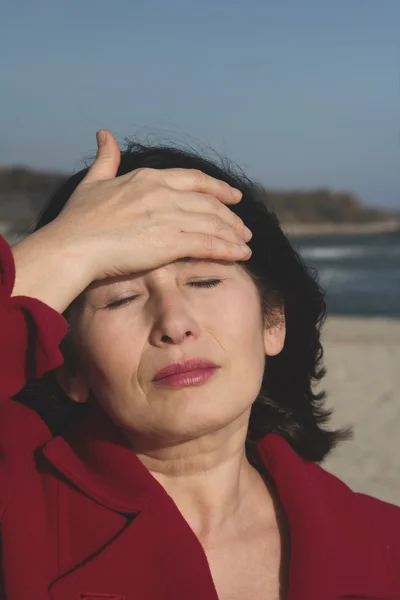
<box><xmin>318</xmin><ymin>316</ymin><xmax>400</xmax><ymax>506</ymax></box>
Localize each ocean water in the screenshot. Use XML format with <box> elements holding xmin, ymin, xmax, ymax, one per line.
<box><xmin>292</xmin><ymin>231</ymin><xmax>400</xmax><ymax>319</ymax></box>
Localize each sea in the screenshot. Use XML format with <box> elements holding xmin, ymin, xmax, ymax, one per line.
<box><xmin>291</xmin><ymin>231</ymin><xmax>400</xmax><ymax>319</ymax></box>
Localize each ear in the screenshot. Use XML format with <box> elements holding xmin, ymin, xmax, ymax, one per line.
<box><xmin>55</xmin><ymin>365</ymin><xmax>90</xmax><ymax>404</ymax></box>
<box><xmin>263</xmin><ymin>308</ymin><xmax>286</xmax><ymax>357</ymax></box>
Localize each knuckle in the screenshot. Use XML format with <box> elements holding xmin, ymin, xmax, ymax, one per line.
<box><xmin>235</xmin><ymin>215</ymin><xmax>245</xmax><ymax>231</ymax></box>
<box><xmin>211</xmin><ymin>213</ymin><xmax>223</xmax><ymax>231</ymax></box>
<box><xmin>190</xmin><ymin>168</ymin><xmax>206</xmax><ymax>185</ymax></box>
<box><xmin>131</xmin><ymin>167</ymin><xmax>152</xmax><ymax>179</ymax></box>
<box><xmin>203</xmin><ymin>233</ymin><xmax>215</xmax><ymax>251</ymax></box>
<box><xmin>219</xmin><ymin>206</ymin><xmax>242</xmax><ymax>231</ymax></box>
<box><xmin>220</xmin><ymin>180</ymin><xmax>233</xmax><ymax>194</ymax></box>
<box><xmin>204</xmin><ymin>193</ymin><xmax>216</xmax><ymax>208</ymax></box>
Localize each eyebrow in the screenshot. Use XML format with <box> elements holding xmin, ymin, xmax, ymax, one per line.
<box><xmin>172</xmin><ymin>257</ymin><xmax>232</xmax><ymax>265</ymax></box>
<box><xmin>87</xmin><ymin>257</ymin><xmax>232</xmax><ymax>292</ymax></box>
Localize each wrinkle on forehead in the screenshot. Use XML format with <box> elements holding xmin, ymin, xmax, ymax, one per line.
<box><xmin>86</xmin><ymin>258</ymin><xmax>237</xmax><ymax>293</ymax></box>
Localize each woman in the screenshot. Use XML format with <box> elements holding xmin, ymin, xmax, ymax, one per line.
<box><xmin>1</xmin><ymin>130</ymin><xmax>399</xmax><ymax>600</ymax></box>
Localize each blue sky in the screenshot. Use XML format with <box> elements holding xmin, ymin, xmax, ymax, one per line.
<box><xmin>2</xmin><ymin>0</ymin><xmax>399</xmax><ymax>207</ymax></box>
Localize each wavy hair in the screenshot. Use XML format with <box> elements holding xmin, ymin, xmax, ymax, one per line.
<box><xmin>14</xmin><ymin>140</ymin><xmax>352</xmax><ymax>466</ymax></box>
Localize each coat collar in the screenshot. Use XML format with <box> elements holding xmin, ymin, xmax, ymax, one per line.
<box><xmin>256</xmin><ymin>434</ymin><xmax>400</xmax><ymax>598</ymax></box>
<box><xmin>42</xmin><ymin>404</ymin><xmax>399</xmax><ymax>599</ymax></box>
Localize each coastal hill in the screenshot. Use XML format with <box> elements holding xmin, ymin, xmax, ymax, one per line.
<box><xmin>252</xmin><ymin>185</ymin><xmax>400</xmax><ymax>235</ymax></box>
<box><xmin>0</xmin><ymin>166</ymin><xmax>399</xmax><ymax>241</ymax></box>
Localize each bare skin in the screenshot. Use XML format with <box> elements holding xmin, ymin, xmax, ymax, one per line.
<box><xmin>205</xmin><ymin>521</ymin><xmax>284</xmax><ymax>600</ymax></box>
<box><xmin>201</xmin><ymin>468</ymin><xmax>290</xmax><ymax>600</ymax></box>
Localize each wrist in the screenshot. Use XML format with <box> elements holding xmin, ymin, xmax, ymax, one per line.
<box><xmin>11</xmin><ymin>225</ymin><xmax>92</xmax><ymax>314</ymax></box>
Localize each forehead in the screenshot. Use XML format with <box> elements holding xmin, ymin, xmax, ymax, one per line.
<box><xmin>86</xmin><ymin>258</ymin><xmax>238</xmax><ymax>293</ymax></box>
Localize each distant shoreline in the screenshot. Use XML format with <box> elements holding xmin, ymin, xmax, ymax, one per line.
<box><xmin>283</xmin><ymin>220</ymin><xmax>400</xmax><ymax>237</ymax></box>
<box><xmin>2</xmin><ymin>218</ymin><xmax>400</xmax><ymax>246</ymax></box>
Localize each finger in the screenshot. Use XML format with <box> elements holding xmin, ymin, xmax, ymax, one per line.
<box><xmin>171</xmin><ymin>191</ymin><xmax>250</xmax><ymax>240</ymax></box>
<box><xmin>83</xmin><ymin>129</ymin><xmax>121</xmax><ymax>184</ymax></box>
<box><xmin>171</xmin><ymin>233</ymin><xmax>251</xmax><ymax>262</ymax></box>
<box><xmin>165</xmin><ymin>210</ymin><xmax>247</xmax><ymax>246</ymax></box>
<box><xmin>160</xmin><ymin>168</ymin><xmax>243</xmax><ymax>204</ymax></box>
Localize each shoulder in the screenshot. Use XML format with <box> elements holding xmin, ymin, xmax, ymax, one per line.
<box><xmin>313</xmin><ymin>461</ymin><xmax>400</xmax><ymax>528</ymax></box>
<box><xmin>352</xmin><ymin>490</ymin><xmax>400</xmax><ymax>582</ymax></box>
<box><xmin>321</xmin><ymin>468</ymin><xmax>400</xmax><ymax>591</ymax></box>
<box><xmin>311</xmin><ymin>462</ymin><xmax>400</xmax><ymax>588</ymax></box>
<box><xmin>319</xmin><ymin>463</ymin><xmax>400</xmax><ymax>524</ymax></box>
<box><xmin>318</xmin><ymin>465</ymin><xmax>400</xmax><ymax>563</ymax></box>
<box><xmin>353</xmin><ymin>489</ymin><xmax>400</xmax><ymax>519</ymax></box>
<box><xmin>352</xmin><ymin>490</ymin><xmax>400</xmax><ymax>540</ymax></box>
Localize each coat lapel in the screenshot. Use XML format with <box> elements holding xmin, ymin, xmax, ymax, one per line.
<box><xmin>47</xmin><ymin>496</ymin><xmax>219</xmax><ymax>600</ymax></box>
<box><xmin>42</xmin><ymin>405</ymin><xmax>400</xmax><ymax>599</ymax></box>
<box><xmin>43</xmin><ymin>404</ymin><xmax>219</xmax><ymax>600</ymax></box>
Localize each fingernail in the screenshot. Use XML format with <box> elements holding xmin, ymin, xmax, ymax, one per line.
<box><xmin>96</xmin><ymin>130</ymin><xmax>106</xmax><ymax>148</ymax></box>
<box><xmin>232</xmin><ymin>188</ymin><xmax>242</xmax><ymax>199</ymax></box>
<box><xmin>244</xmin><ymin>226</ymin><xmax>253</xmax><ymax>240</ymax></box>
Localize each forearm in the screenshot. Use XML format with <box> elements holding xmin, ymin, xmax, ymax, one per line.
<box><xmin>11</xmin><ymin>225</ymin><xmax>91</xmax><ymax>314</ymax></box>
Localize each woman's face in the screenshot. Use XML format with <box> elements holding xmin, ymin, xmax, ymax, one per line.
<box><xmin>62</xmin><ymin>259</ymin><xmax>285</xmax><ymax>443</ymax></box>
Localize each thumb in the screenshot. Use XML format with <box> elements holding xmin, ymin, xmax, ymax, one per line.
<box><xmin>83</xmin><ymin>129</ymin><xmax>121</xmax><ymax>183</ymax></box>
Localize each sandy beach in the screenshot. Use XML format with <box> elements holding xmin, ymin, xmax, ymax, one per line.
<box><xmin>318</xmin><ymin>316</ymin><xmax>400</xmax><ymax>506</ymax></box>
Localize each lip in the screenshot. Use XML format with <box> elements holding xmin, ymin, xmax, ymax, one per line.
<box><xmin>152</xmin><ymin>358</ymin><xmax>219</xmax><ymax>381</ymax></box>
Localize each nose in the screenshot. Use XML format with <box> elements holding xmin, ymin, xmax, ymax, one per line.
<box><xmin>149</xmin><ymin>298</ymin><xmax>201</xmax><ymax>347</ymax></box>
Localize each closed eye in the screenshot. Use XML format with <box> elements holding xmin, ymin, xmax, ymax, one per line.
<box><xmin>106</xmin><ymin>279</ymin><xmax>222</xmax><ymax>309</ymax></box>
<box><xmin>106</xmin><ymin>297</ymin><xmax>138</xmax><ymax>309</ymax></box>
<box><xmin>189</xmin><ymin>279</ymin><xmax>222</xmax><ymax>289</ymax></box>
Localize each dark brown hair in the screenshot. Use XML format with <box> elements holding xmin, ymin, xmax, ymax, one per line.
<box><xmin>14</xmin><ymin>140</ymin><xmax>352</xmax><ymax>466</ymax></box>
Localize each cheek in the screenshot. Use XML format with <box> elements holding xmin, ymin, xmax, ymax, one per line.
<box><xmin>218</xmin><ymin>290</ymin><xmax>266</xmax><ymax>380</ymax></box>
<box><xmin>79</xmin><ymin>319</ymin><xmax>142</xmax><ymax>387</ymax></box>
<box><xmin>220</xmin><ymin>288</ymin><xmax>264</xmax><ymax>347</ymax></box>
<box><xmin>207</xmin><ymin>308</ymin><xmax>265</xmax><ymax>419</ymax></box>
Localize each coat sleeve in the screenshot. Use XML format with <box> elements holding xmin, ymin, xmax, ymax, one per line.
<box><xmin>0</xmin><ymin>234</ymin><xmax>69</xmax><ymax>401</ymax></box>
<box><xmin>0</xmin><ymin>234</ymin><xmax>69</xmax><ymax>518</ymax></box>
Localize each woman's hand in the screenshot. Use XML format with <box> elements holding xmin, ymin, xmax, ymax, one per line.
<box><xmin>52</xmin><ymin>129</ymin><xmax>252</xmax><ymax>283</ymax></box>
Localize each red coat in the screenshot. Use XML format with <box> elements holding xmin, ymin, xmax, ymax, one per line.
<box><xmin>1</xmin><ymin>234</ymin><xmax>400</xmax><ymax>600</ymax></box>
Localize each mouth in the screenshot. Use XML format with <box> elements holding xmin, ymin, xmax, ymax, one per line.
<box><xmin>152</xmin><ymin>365</ymin><xmax>219</xmax><ymax>387</ymax></box>
<box><xmin>152</xmin><ymin>358</ymin><xmax>219</xmax><ymax>381</ymax></box>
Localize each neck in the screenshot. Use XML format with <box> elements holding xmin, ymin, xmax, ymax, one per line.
<box><xmin>126</xmin><ymin>417</ymin><xmax>276</xmax><ymax>546</ymax></box>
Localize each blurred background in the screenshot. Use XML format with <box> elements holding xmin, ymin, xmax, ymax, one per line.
<box><xmin>1</xmin><ymin>0</ymin><xmax>399</xmax><ymax>503</ymax></box>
